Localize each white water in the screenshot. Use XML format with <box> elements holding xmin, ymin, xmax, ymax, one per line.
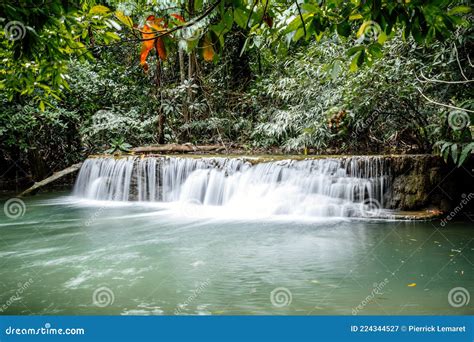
<box><xmin>73</xmin><ymin>156</ymin><xmax>391</xmax><ymax>219</ymax></box>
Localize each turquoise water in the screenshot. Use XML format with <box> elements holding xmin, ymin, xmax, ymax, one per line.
<box><xmin>0</xmin><ymin>193</ymin><xmax>472</xmax><ymax>315</ymax></box>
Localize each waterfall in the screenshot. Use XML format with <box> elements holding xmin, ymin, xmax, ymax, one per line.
<box><xmin>73</xmin><ymin>156</ymin><xmax>391</xmax><ymax>218</ymax></box>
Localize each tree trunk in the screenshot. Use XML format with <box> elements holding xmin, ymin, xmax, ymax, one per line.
<box><xmin>179</xmin><ymin>47</ymin><xmax>189</xmax><ymax>123</ymax></box>
<box><xmin>132</xmin><ymin>144</ymin><xmax>226</xmax><ymax>154</ymax></box>
<box><xmin>19</xmin><ymin>163</ymin><xmax>83</xmax><ymax>197</ymax></box>
<box><xmin>155</xmin><ymin>52</ymin><xmax>166</xmax><ymax>144</ymax></box>
<box><xmin>27</xmin><ymin>147</ymin><xmax>47</xmax><ymax>181</ymax></box>
<box><xmin>187</xmin><ymin>52</ymin><xmax>195</xmax><ymax>122</ymax></box>
<box><xmin>187</xmin><ymin>0</ymin><xmax>196</xmax><ymax>123</ymax></box>
<box><xmin>229</xmin><ymin>29</ymin><xmax>252</xmax><ymax>89</ymax></box>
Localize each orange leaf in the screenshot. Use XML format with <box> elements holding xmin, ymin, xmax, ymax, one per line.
<box><xmin>202</xmin><ymin>35</ymin><xmax>215</xmax><ymax>62</ymax></box>
<box><xmin>155</xmin><ymin>38</ymin><xmax>167</xmax><ymax>61</ymax></box>
<box><xmin>147</xmin><ymin>16</ymin><xmax>166</xmax><ymax>30</ymax></box>
<box><xmin>140</xmin><ymin>25</ymin><xmax>155</xmax><ymax>71</ymax></box>
<box><xmin>140</xmin><ymin>49</ymin><xmax>150</xmax><ymax>72</ymax></box>
<box><xmin>140</xmin><ymin>15</ymin><xmax>168</xmax><ymax>70</ymax></box>
<box><xmin>170</xmin><ymin>13</ymin><xmax>186</xmax><ymax>22</ymax></box>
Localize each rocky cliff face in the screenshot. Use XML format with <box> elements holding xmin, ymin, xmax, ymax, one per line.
<box><xmin>385</xmin><ymin>155</ymin><xmax>473</xmax><ymax>212</ymax></box>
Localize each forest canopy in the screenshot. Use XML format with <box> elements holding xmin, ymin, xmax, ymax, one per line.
<box><xmin>0</xmin><ymin>0</ymin><xmax>472</xmax><ymax>184</ymax></box>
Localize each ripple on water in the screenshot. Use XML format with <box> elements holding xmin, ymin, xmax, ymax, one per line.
<box><xmin>63</xmin><ymin>269</ymin><xmax>115</xmax><ymax>289</ymax></box>
<box><xmin>15</xmin><ymin>247</ymin><xmax>63</xmax><ymax>258</ymax></box>
<box><xmin>32</xmin><ymin>254</ymin><xmax>94</xmax><ymax>267</ymax></box>
<box><xmin>122</xmin><ymin>304</ymin><xmax>164</xmax><ymax>316</ymax></box>
<box><xmin>64</xmin><ymin>266</ymin><xmax>153</xmax><ymax>289</ymax></box>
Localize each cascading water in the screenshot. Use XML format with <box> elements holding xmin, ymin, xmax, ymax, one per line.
<box><xmin>73</xmin><ymin>156</ymin><xmax>390</xmax><ymax>218</ymax></box>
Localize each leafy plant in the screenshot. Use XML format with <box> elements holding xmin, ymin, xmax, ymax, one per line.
<box><xmin>105</xmin><ymin>137</ymin><xmax>132</xmax><ymax>154</ymax></box>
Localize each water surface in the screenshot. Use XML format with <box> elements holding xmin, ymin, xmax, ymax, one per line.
<box><xmin>0</xmin><ymin>193</ymin><xmax>472</xmax><ymax>315</ymax></box>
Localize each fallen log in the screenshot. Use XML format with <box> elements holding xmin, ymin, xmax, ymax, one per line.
<box><xmin>132</xmin><ymin>144</ymin><xmax>226</xmax><ymax>154</ymax></box>
<box><xmin>19</xmin><ymin>162</ymin><xmax>83</xmax><ymax>197</ymax></box>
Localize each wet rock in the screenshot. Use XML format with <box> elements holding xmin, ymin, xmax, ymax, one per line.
<box><xmin>385</xmin><ymin>155</ymin><xmax>473</xmax><ymax>212</ymax></box>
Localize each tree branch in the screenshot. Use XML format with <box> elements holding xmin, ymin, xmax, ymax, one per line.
<box><xmin>259</xmin><ymin>0</ymin><xmax>270</xmax><ymax>27</ymax></box>
<box><xmin>295</xmin><ymin>0</ymin><xmax>306</xmax><ymax>38</ymax></box>
<box><xmin>121</xmin><ymin>0</ymin><xmax>222</xmax><ymax>44</ymax></box>
<box><xmin>416</xmin><ymin>87</ymin><xmax>474</xmax><ymax>113</ymax></box>
<box><xmin>454</xmin><ymin>44</ymin><xmax>469</xmax><ymax>81</ymax></box>
<box><xmin>467</xmin><ymin>54</ymin><xmax>474</xmax><ymax>68</ymax></box>
<box><xmin>246</xmin><ymin>0</ymin><xmax>258</xmax><ymax>28</ymax></box>
<box><xmin>415</xmin><ymin>70</ymin><xmax>474</xmax><ymax>84</ymax></box>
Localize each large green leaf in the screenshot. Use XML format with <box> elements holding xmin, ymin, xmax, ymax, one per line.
<box><xmin>458</xmin><ymin>142</ymin><xmax>474</xmax><ymax>166</ymax></box>
<box><xmin>234</xmin><ymin>8</ymin><xmax>248</xmax><ymax>29</ymax></box>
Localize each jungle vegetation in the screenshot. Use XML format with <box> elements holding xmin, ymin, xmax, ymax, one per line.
<box><xmin>0</xmin><ymin>0</ymin><xmax>472</xmax><ymax>185</ymax></box>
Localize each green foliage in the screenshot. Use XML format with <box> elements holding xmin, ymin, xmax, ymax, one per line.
<box><xmin>80</xmin><ymin>107</ymin><xmax>156</xmax><ymax>152</ymax></box>
<box><xmin>65</xmin><ymin>50</ymin><xmax>160</xmax><ymax>152</ymax></box>
<box><xmin>0</xmin><ymin>1</ymin><xmax>121</xmax><ymax>106</ymax></box>
<box><xmin>0</xmin><ymin>0</ymin><xmax>472</xmax><ymax>186</ymax></box>
<box><xmin>0</xmin><ymin>42</ymin><xmax>157</xmax><ymax>179</ymax></box>
<box><xmin>436</xmin><ymin>140</ymin><xmax>474</xmax><ymax>166</ymax></box>
<box><xmin>1</xmin><ymin>0</ymin><xmax>470</xmax><ymax>110</ymax></box>
<box><xmin>252</xmin><ymin>29</ymin><xmax>473</xmax><ymax>157</ymax></box>
<box><xmin>0</xmin><ymin>98</ymin><xmax>82</xmax><ymax>177</ymax></box>
<box><xmin>105</xmin><ymin>137</ymin><xmax>132</xmax><ymax>154</ymax></box>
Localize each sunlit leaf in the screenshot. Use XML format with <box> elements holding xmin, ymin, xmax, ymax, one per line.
<box><xmin>448</xmin><ymin>6</ymin><xmax>471</xmax><ymax>15</ymax></box>
<box><xmin>115</xmin><ymin>11</ymin><xmax>133</xmax><ymax>28</ymax></box>
<box><xmin>89</xmin><ymin>5</ymin><xmax>110</xmax><ymax>15</ymax></box>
